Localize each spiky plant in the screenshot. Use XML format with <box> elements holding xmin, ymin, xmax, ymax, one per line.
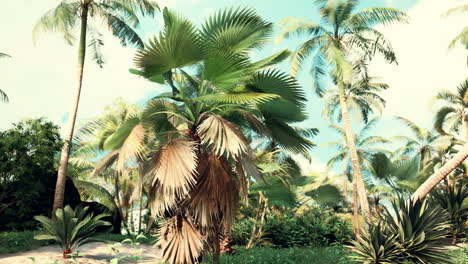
<box><xmin>350</xmin><ymin>197</ymin><xmax>451</xmax><ymax>264</ymax></box>
<box><xmin>277</xmin><ymin>0</ymin><xmax>409</xmax><ymax>215</ymax></box>
<box><xmin>434</xmin><ymin>79</ymin><xmax>468</xmax><ymax>142</ymax></box>
<box><xmin>34</xmin><ymin>0</ymin><xmax>159</xmax><ymax>213</ymax></box>
<box><xmin>133</xmin><ymin>7</ymin><xmax>314</xmax><ymax>263</ymax></box>
<box><xmin>430</xmin><ymin>183</ymin><xmax>468</xmax><ymax>244</ymax></box>
<box><xmin>34</xmin><ymin>205</ymin><xmax>111</xmax><ymax>258</ymax></box>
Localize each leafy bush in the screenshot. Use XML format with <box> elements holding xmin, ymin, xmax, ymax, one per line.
<box><xmin>0</xmin><ymin>231</ymin><xmax>53</xmax><ymax>254</ymax></box>
<box><xmin>232</xmin><ymin>208</ymin><xmax>352</xmax><ymax>248</ymax></box>
<box><xmin>34</xmin><ymin>205</ymin><xmax>111</xmax><ymax>257</ymax></box>
<box><xmin>350</xmin><ymin>197</ymin><xmax>451</xmax><ymax>263</ymax></box>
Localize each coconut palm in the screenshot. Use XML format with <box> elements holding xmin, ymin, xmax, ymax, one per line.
<box><xmin>434</xmin><ymin>79</ymin><xmax>468</xmax><ymax>141</ymax></box>
<box><xmin>133</xmin><ymin>7</ymin><xmax>314</xmax><ymax>263</ymax></box>
<box><xmin>395</xmin><ymin>117</ymin><xmax>451</xmax><ymax>170</ymax></box>
<box><xmin>277</xmin><ymin>0</ymin><xmax>408</xmax><ymax>215</ymax></box>
<box><xmin>444</xmin><ymin>4</ymin><xmax>468</xmax><ymax>49</ymax></box>
<box><xmin>413</xmin><ymin>143</ymin><xmax>468</xmax><ymax>200</ymax></box>
<box><xmin>323</xmin><ymin>74</ymin><xmax>388</xmax><ymax>124</ymax></box>
<box><xmin>0</xmin><ymin>52</ymin><xmax>11</xmax><ymax>102</ymax></box>
<box><xmin>34</xmin><ymin>0</ymin><xmax>159</xmax><ymax>213</ymax></box>
<box><xmin>327</xmin><ymin>119</ymin><xmax>389</xmax><ymax>199</ymax></box>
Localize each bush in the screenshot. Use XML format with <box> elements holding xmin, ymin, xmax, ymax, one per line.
<box><xmin>350</xmin><ymin>197</ymin><xmax>452</xmax><ymax>263</ymax></box>
<box><xmin>232</xmin><ymin>208</ymin><xmax>353</xmax><ymax>248</ymax></box>
<box><xmin>0</xmin><ymin>231</ymin><xmax>53</xmax><ymax>254</ymax></box>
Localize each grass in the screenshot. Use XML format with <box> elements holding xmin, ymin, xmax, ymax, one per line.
<box><xmin>205</xmin><ymin>246</ymin><xmax>353</xmax><ymax>264</ymax></box>
<box><xmin>0</xmin><ymin>231</ymin><xmax>53</xmax><ymax>254</ymax></box>
<box><xmin>0</xmin><ymin>231</ymin><xmax>156</xmax><ymax>255</ymax></box>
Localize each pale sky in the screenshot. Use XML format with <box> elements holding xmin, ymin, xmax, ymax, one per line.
<box><xmin>0</xmin><ymin>0</ymin><xmax>467</xmax><ymax>170</ymax></box>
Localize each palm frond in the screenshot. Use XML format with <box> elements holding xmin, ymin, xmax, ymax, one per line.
<box><xmin>33</xmin><ymin>2</ymin><xmax>79</xmax><ymax>45</ymax></box>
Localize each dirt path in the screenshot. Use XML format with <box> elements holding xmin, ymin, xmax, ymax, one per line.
<box><xmin>0</xmin><ymin>242</ymin><xmax>162</xmax><ymax>264</ymax></box>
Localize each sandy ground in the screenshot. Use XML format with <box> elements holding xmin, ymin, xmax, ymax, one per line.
<box><xmin>0</xmin><ymin>242</ymin><xmax>162</xmax><ymax>264</ymax></box>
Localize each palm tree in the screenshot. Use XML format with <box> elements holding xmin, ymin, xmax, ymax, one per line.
<box><xmin>277</xmin><ymin>0</ymin><xmax>408</xmax><ymax>215</ymax></box>
<box><xmin>327</xmin><ymin>118</ymin><xmax>389</xmax><ymax>201</ymax></box>
<box><xmin>395</xmin><ymin>117</ymin><xmax>450</xmax><ymax>170</ymax></box>
<box><xmin>133</xmin><ymin>7</ymin><xmax>314</xmax><ymax>263</ymax></box>
<box><xmin>434</xmin><ymin>79</ymin><xmax>468</xmax><ymax>141</ymax></box>
<box><xmin>34</xmin><ymin>0</ymin><xmax>159</xmax><ymax>213</ymax></box>
<box><xmin>413</xmin><ymin>143</ymin><xmax>468</xmax><ymax>200</ymax></box>
<box><xmin>444</xmin><ymin>4</ymin><xmax>468</xmax><ymax>49</ymax></box>
<box><xmin>0</xmin><ymin>52</ymin><xmax>11</xmax><ymax>102</ymax></box>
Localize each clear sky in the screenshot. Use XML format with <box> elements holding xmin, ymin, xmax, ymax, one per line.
<box><xmin>0</xmin><ymin>0</ymin><xmax>466</xmax><ymax>173</ymax></box>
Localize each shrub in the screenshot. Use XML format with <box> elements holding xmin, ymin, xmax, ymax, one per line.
<box><xmin>232</xmin><ymin>208</ymin><xmax>353</xmax><ymax>248</ymax></box>
<box><xmin>34</xmin><ymin>205</ymin><xmax>111</xmax><ymax>258</ymax></box>
<box><xmin>350</xmin><ymin>197</ymin><xmax>451</xmax><ymax>263</ymax></box>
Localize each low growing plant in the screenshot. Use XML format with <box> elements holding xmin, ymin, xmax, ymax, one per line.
<box><xmin>350</xmin><ymin>197</ymin><xmax>451</xmax><ymax>263</ymax></box>
<box><xmin>34</xmin><ymin>205</ymin><xmax>111</xmax><ymax>258</ymax></box>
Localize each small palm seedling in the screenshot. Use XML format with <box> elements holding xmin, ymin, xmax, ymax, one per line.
<box><xmin>34</xmin><ymin>205</ymin><xmax>111</xmax><ymax>258</ymax></box>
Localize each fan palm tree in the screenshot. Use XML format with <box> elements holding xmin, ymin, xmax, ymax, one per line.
<box><xmin>133</xmin><ymin>7</ymin><xmax>314</xmax><ymax>263</ymax></box>
<box><xmin>434</xmin><ymin>79</ymin><xmax>468</xmax><ymax>141</ymax></box>
<box><xmin>277</xmin><ymin>0</ymin><xmax>408</xmax><ymax>215</ymax></box>
<box><xmin>0</xmin><ymin>52</ymin><xmax>11</xmax><ymax>102</ymax></box>
<box><xmin>34</xmin><ymin>0</ymin><xmax>159</xmax><ymax>213</ymax></box>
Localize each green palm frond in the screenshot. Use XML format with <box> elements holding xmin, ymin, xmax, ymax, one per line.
<box><xmin>0</xmin><ymin>89</ymin><xmax>9</xmax><ymax>103</ymax></box>
<box><xmin>33</xmin><ymin>2</ymin><xmax>79</xmax><ymax>45</ymax></box>
<box><xmin>434</xmin><ymin>106</ymin><xmax>457</xmax><ymax>135</ymax></box>
<box><xmin>73</xmin><ymin>179</ymin><xmax>118</xmax><ymax>212</ymax></box>
<box><xmin>194</xmin><ymin>92</ymin><xmax>279</xmax><ymax>104</ymax></box>
<box><xmin>345</xmin><ymin>7</ymin><xmax>409</xmax><ymax>28</ymax></box>
<box><xmin>201</xmin><ymin>7</ymin><xmax>272</xmax><ymax>53</ymax></box>
<box><xmin>134</xmin><ymin>8</ymin><xmax>203</xmax><ymax>77</ymax></box>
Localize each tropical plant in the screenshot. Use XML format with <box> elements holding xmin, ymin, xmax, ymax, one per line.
<box><xmin>350</xmin><ymin>197</ymin><xmax>451</xmax><ymax>264</ymax></box>
<box><xmin>434</xmin><ymin>79</ymin><xmax>468</xmax><ymax>141</ymax></box>
<box><xmin>395</xmin><ymin>117</ymin><xmax>450</xmax><ymax>169</ymax></box>
<box><xmin>444</xmin><ymin>4</ymin><xmax>468</xmax><ymax>49</ymax></box>
<box><xmin>132</xmin><ymin>7</ymin><xmax>315</xmax><ymax>263</ymax></box>
<box><xmin>431</xmin><ymin>182</ymin><xmax>468</xmax><ymax>244</ymax></box>
<box><xmin>34</xmin><ymin>205</ymin><xmax>111</xmax><ymax>258</ymax></box>
<box><xmin>277</xmin><ymin>0</ymin><xmax>409</xmax><ymax>215</ymax></box>
<box><xmin>413</xmin><ymin>144</ymin><xmax>468</xmax><ymax>200</ymax></box>
<box><xmin>327</xmin><ymin>118</ymin><xmax>389</xmax><ymax>199</ymax></box>
<box><xmin>34</xmin><ymin>0</ymin><xmax>159</xmax><ymax>213</ymax></box>
<box><xmin>0</xmin><ymin>52</ymin><xmax>11</xmax><ymax>102</ymax></box>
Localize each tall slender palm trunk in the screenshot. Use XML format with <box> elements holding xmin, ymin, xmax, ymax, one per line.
<box><xmin>352</xmin><ymin>181</ymin><xmax>360</xmax><ymax>236</ymax></box>
<box><xmin>412</xmin><ymin>144</ymin><xmax>468</xmax><ymax>200</ymax></box>
<box><xmin>52</xmin><ymin>4</ymin><xmax>89</xmax><ymax>213</ymax></box>
<box><xmin>337</xmin><ymin>83</ymin><xmax>370</xmax><ymax>215</ymax></box>
<box><xmin>342</xmin><ymin>157</ymin><xmax>348</xmax><ymax>205</ymax></box>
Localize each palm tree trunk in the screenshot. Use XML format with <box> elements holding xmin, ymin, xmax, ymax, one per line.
<box><xmin>246</xmin><ymin>193</ymin><xmax>263</xmax><ymax>249</ymax></box>
<box><xmin>338</xmin><ymin>83</ymin><xmax>370</xmax><ymax>215</ymax></box>
<box><xmin>52</xmin><ymin>4</ymin><xmax>89</xmax><ymax>213</ymax></box>
<box><xmin>342</xmin><ymin>157</ymin><xmax>348</xmax><ymax>205</ymax></box>
<box><xmin>412</xmin><ymin>144</ymin><xmax>468</xmax><ymax>200</ymax></box>
<box><xmin>114</xmin><ymin>171</ymin><xmax>128</xmax><ymax>232</ymax></box>
<box><xmin>138</xmin><ymin>190</ymin><xmax>143</xmax><ymax>234</ymax></box>
<box><xmin>352</xmin><ymin>181</ymin><xmax>360</xmax><ymax>237</ymax></box>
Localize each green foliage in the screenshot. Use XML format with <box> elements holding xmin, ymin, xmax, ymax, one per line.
<box><xmin>205</xmin><ymin>247</ymin><xmax>353</xmax><ymax>264</ymax></box>
<box><xmin>34</xmin><ymin>205</ymin><xmax>111</xmax><ymax>254</ymax></box>
<box><xmin>0</xmin><ymin>118</ymin><xmax>78</xmax><ymax>230</ymax></box>
<box><xmin>0</xmin><ymin>231</ymin><xmax>53</xmax><ymax>254</ymax></box>
<box><xmin>350</xmin><ymin>197</ymin><xmax>452</xmax><ymax>263</ymax></box>
<box><xmin>232</xmin><ymin>209</ymin><xmax>352</xmax><ymax>248</ymax></box>
<box><xmin>430</xmin><ymin>183</ymin><xmax>468</xmax><ymax>242</ymax></box>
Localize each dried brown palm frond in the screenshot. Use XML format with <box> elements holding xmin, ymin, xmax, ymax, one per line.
<box><xmin>116</xmin><ymin>124</ymin><xmax>146</xmax><ymax>171</ymax></box>
<box><xmin>198</xmin><ymin>115</ymin><xmax>249</xmax><ymax>159</ymax></box>
<box><xmin>148</xmin><ymin>139</ymin><xmax>198</xmax><ymax>196</ymax></box>
<box><xmin>186</xmin><ymin>154</ymin><xmax>239</xmax><ymax>228</ymax></box>
<box><xmin>147</xmin><ymin>184</ymin><xmax>178</xmax><ymax>217</ymax></box>
<box><xmin>159</xmin><ymin>216</ymin><xmax>205</xmax><ymax>264</ymax></box>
